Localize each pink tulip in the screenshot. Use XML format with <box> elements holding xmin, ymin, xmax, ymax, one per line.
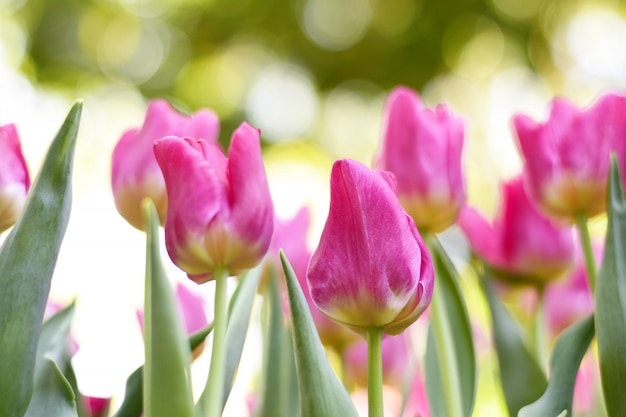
<box><xmin>0</xmin><ymin>124</ymin><xmax>30</xmax><ymax>233</ymax></box>
<box><xmin>154</xmin><ymin>122</ymin><xmax>274</xmax><ymax>283</ymax></box>
<box><xmin>458</xmin><ymin>175</ymin><xmax>575</xmax><ymax>284</ymax></box>
<box><xmin>307</xmin><ymin>159</ymin><xmax>434</xmax><ymax>335</ymax></box>
<box><xmin>343</xmin><ymin>333</ymin><xmax>410</xmax><ymax>389</ymax></box>
<box><xmin>111</xmin><ymin>99</ymin><xmax>219</xmax><ymax>230</ymax></box>
<box><xmin>375</xmin><ymin>86</ymin><xmax>465</xmax><ymax>234</ymax></box>
<box><xmin>513</xmin><ymin>95</ymin><xmax>614</xmax><ymax>221</ymax></box>
<box><xmin>84</xmin><ymin>396</ymin><xmax>110</xmax><ymax>417</ymax></box>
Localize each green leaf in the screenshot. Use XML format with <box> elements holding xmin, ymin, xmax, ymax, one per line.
<box><xmin>425</xmin><ymin>238</ymin><xmax>476</xmax><ymax>417</ymax></box>
<box><xmin>280</xmin><ymin>251</ymin><xmax>359</xmax><ymax>417</ymax></box>
<box><xmin>0</xmin><ymin>100</ymin><xmax>82</xmax><ymax>417</ymax></box>
<box><xmin>482</xmin><ymin>274</ymin><xmax>547</xmax><ymax>417</ymax></box>
<box><xmin>114</xmin><ymin>325</ymin><xmax>213</xmax><ymax>417</ymax></box>
<box><xmin>24</xmin><ymin>302</ymin><xmax>78</xmax><ymax>417</ymax></box>
<box><xmin>143</xmin><ymin>201</ymin><xmax>194</xmax><ymax>417</ymax></box>
<box><xmin>596</xmin><ymin>156</ymin><xmax>626</xmax><ymax>417</ymax></box>
<box><xmin>518</xmin><ymin>315</ymin><xmax>595</xmax><ymax>417</ymax></box>
<box><xmin>256</xmin><ymin>270</ymin><xmax>300</xmax><ymax>417</ymax></box>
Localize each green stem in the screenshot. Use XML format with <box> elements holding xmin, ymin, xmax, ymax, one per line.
<box><xmin>203</xmin><ymin>268</ymin><xmax>229</xmax><ymax>417</ymax></box>
<box><xmin>366</xmin><ymin>326</ymin><xmax>384</xmax><ymax>417</ymax></box>
<box><xmin>430</xmin><ymin>276</ymin><xmax>464</xmax><ymax>417</ymax></box>
<box><xmin>530</xmin><ymin>285</ymin><xmax>547</xmax><ymax>371</ymax></box>
<box><xmin>575</xmin><ymin>214</ymin><xmax>597</xmax><ymax>294</ymax></box>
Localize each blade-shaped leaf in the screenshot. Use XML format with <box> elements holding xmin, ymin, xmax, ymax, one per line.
<box><xmin>143</xmin><ymin>201</ymin><xmax>194</xmax><ymax>417</ymax></box>
<box><xmin>482</xmin><ymin>273</ymin><xmax>547</xmax><ymax>417</ymax></box>
<box><xmin>596</xmin><ymin>156</ymin><xmax>626</xmax><ymax>417</ymax></box>
<box><xmin>114</xmin><ymin>325</ymin><xmax>213</xmax><ymax>417</ymax></box>
<box><xmin>256</xmin><ymin>270</ymin><xmax>300</xmax><ymax>417</ymax></box>
<box><xmin>25</xmin><ymin>302</ymin><xmax>77</xmax><ymax>417</ymax></box>
<box><xmin>0</xmin><ymin>101</ymin><xmax>82</xmax><ymax>417</ymax></box>
<box><xmin>518</xmin><ymin>314</ymin><xmax>595</xmax><ymax>417</ymax></box>
<box><xmin>425</xmin><ymin>238</ymin><xmax>476</xmax><ymax>417</ymax></box>
<box><xmin>280</xmin><ymin>251</ymin><xmax>359</xmax><ymax>417</ymax></box>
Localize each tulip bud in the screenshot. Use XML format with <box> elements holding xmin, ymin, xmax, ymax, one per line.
<box><xmin>375</xmin><ymin>86</ymin><xmax>465</xmax><ymax>234</ymax></box>
<box><xmin>111</xmin><ymin>100</ymin><xmax>219</xmax><ymax>230</ymax></box>
<box><xmin>307</xmin><ymin>159</ymin><xmax>434</xmax><ymax>336</ymax></box>
<box><xmin>513</xmin><ymin>95</ymin><xmax>614</xmax><ymax>221</ymax></box>
<box><xmin>458</xmin><ymin>175</ymin><xmax>575</xmax><ymax>284</ymax></box>
<box><xmin>0</xmin><ymin>124</ymin><xmax>30</xmax><ymax>233</ymax></box>
<box><xmin>154</xmin><ymin>122</ymin><xmax>274</xmax><ymax>283</ymax></box>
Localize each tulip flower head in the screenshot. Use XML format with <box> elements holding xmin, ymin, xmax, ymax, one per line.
<box><xmin>154</xmin><ymin>122</ymin><xmax>274</xmax><ymax>283</ymax></box>
<box><xmin>375</xmin><ymin>86</ymin><xmax>465</xmax><ymax>234</ymax></box>
<box><xmin>458</xmin><ymin>175</ymin><xmax>575</xmax><ymax>284</ymax></box>
<box><xmin>513</xmin><ymin>95</ymin><xmax>615</xmax><ymax>221</ymax></box>
<box><xmin>0</xmin><ymin>124</ymin><xmax>30</xmax><ymax>233</ymax></box>
<box><xmin>112</xmin><ymin>99</ymin><xmax>219</xmax><ymax>230</ymax></box>
<box><xmin>307</xmin><ymin>159</ymin><xmax>434</xmax><ymax>336</ymax></box>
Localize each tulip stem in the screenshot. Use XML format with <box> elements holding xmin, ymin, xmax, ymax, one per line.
<box><xmin>575</xmin><ymin>214</ymin><xmax>596</xmax><ymax>294</ymax></box>
<box><xmin>203</xmin><ymin>268</ymin><xmax>229</xmax><ymax>417</ymax></box>
<box><xmin>366</xmin><ymin>326</ymin><xmax>384</xmax><ymax>417</ymax></box>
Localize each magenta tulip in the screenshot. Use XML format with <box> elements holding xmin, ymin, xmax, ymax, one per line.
<box><xmin>111</xmin><ymin>99</ymin><xmax>219</xmax><ymax>230</ymax></box>
<box><xmin>458</xmin><ymin>175</ymin><xmax>575</xmax><ymax>284</ymax></box>
<box><xmin>375</xmin><ymin>86</ymin><xmax>465</xmax><ymax>234</ymax></box>
<box><xmin>0</xmin><ymin>124</ymin><xmax>30</xmax><ymax>233</ymax></box>
<box><xmin>513</xmin><ymin>95</ymin><xmax>614</xmax><ymax>221</ymax></box>
<box><xmin>154</xmin><ymin>122</ymin><xmax>274</xmax><ymax>283</ymax></box>
<box><xmin>307</xmin><ymin>159</ymin><xmax>434</xmax><ymax>335</ymax></box>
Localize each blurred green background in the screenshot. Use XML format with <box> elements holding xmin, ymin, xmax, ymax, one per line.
<box><xmin>0</xmin><ymin>0</ymin><xmax>623</xmax><ymax>413</ymax></box>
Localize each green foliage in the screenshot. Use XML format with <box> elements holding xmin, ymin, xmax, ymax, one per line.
<box><xmin>280</xmin><ymin>251</ymin><xmax>359</xmax><ymax>417</ymax></box>
<box><xmin>518</xmin><ymin>315</ymin><xmax>595</xmax><ymax>417</ymax></box>
<box><xmin>482</xmin><ymin>272</ymin><xmax>548</xmax><ymax>417</ymax></box>
<box><xmin>596</xmin><ymin>157</ymin><xmax>626</xmax><ymax>417</ymax></box>
<box><xmin>0</xmin><ymin>101</ymin><xmax>81</xmax><ymax>417</ymax></box>
<box><xmin>143</xmin><ymin>201</ymin><xmax>195</xmax><ymax>417</ymax></box>
<box><xmin>425</xmin><ymin>238</ymin><xmax>476</xmax><ymax>417</ymax></box>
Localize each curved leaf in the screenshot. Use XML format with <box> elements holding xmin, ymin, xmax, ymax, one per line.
<box><xmin>280</xmin><ymin>251</ymin><xmax>359</xmax><ymax>417</ymax></box>
<box><xmin>143</xmin><ymin>201</ymin><xmax>194</xmax><ymax>417</ymax></box>
<box><xmin>596</xmin><ymin>156</ymin><xmax>626</xmax><ymax>417</ymax></box>
<box><xmin>518</xmin><ymin>315</ymin><xmax>595</xmax><ymax>417</ymax></box>
<box><xmin>425</xmin><ymin>238</ymin><xmax>476</xmax><ymax>417</ymax></box>
<box><xmin>0</xmin><ymin>101</ymin><xmax>82</xmax><ymax>417</ymax></box>
<box><xmin>482</xmin><ymin>274</ymin><xmax>547</xmax><ymax>417</ymax></box>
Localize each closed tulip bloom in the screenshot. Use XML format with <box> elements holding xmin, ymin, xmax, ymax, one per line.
<box><xmin>375</xmin><ymin>86</ymin><xmax>465</xmax><ymax>234</ymax></box>
<box><xmin>307</xmin><ymin>159</ymin><xmax>434</xmax><ymax>336</ymax></box>
<box><xmin>0</xmin><ymin>124</ymin><xmax>30</xmax><ymax>233</ymax></box>
<box><xmin>112</xmin><ymin>99</ymin><xmax>219</xmax><ymax>230</ymax></box>
<box><xmin>513</xmin><ymin>96</ymin><xmax>612</xmax><ymax>221</ymax></box>
<box><xmin>154</xmin><ymin>122</ymin><xmax>274</xmax><ymax>283</ymax></box>
<box><xmin>458</xmin><ymin>175</ymin><xmax>575</xmax><ymax>284</ymax></box>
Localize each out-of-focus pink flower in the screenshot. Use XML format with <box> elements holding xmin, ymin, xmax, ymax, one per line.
<box><xmin>403</xmin><ymin>370</ymin><xmax>431</xmax><ymax>417</ymax></box>
<box><xmin>343</xmin><ymin>333</ymin><xmax>410</xmax><ymax>389</ymax></box>
<box><xmin>458</xmin><ymin>175</ymin><xmax>575</xmax><ymax>284</ymax></box>
<box><xmin>0</xmin><ymin>124</ymin><xmax>30</xmax><ymax>233</ymax></box>
<box><xmin>154</xmin><ymin>123</ymin><xmax>274</xmax><ymax>283</ymax></box>
<box><xmin>84</xmin><ymin>396</ymin><xmax>110</xmax><ymax>417</ymax></box>
<box><xmin>375</xmin><ymin>86</ymin><xmax>465</xmax><ymax>234</ymax></box>
<box><xmin>112</xmin><ymin>99</ymin><xmax>219</xmax><ymax>230</ymax></box>
<box><xmin>307</xmin><ymin>159</ymin><xmax>434</xmax><ymax>335</ymax></box>
<box><xmin>513</xmin><ymin>95</ymin><xmax>614</xmax><ymax>221</ymax></box>
<box><xmin>267</xmin><ymin>207</ymin><xmax>359</xmax><ymax>351</ymax></box>
<box><xmin>545</xmin><ymin>241</ymin><xmax>599</xmax><ymax>336</ymax></box>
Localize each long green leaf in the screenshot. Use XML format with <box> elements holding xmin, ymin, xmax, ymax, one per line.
<box><xmin>482</xmin><ymin>273</ymin><xmax>547</xmax><ymax>416</ymax></box>
<box><xmin>425</xmin><ymin>238</ymin><xmax>476</xmax><ymax>417</ymax></box>
<box><xmin>114</xmin><ymin>325</ymin><xmax>213</xmax><ymax>417</ymax></box>
<box><xmin>0</xmin><ymin>100</ymin><xmax>82</xmax><ymax>417</ymax></box>
<box><xmin>143</xmin><ymin>201</ymin><xmax>194</xmax><ymax>417</ymax></box>
<box><xmin>280</xmin><ymin>251</ymin><xmax>359</xmax><ymax>417</ymax></box>
<box><xmin>596</xmin><ymin>156</ymin><xmax>626</xmax><ymax>417</ymax></box>
<box><xmin>24</xmin><ymin>302</ymin><xmax>78</xmax><ymax>417</ymax></box>
<box><xmin>518</xmin><ymin>314</ymin><xmax>594</xmax><ymax>417</ymax></box>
